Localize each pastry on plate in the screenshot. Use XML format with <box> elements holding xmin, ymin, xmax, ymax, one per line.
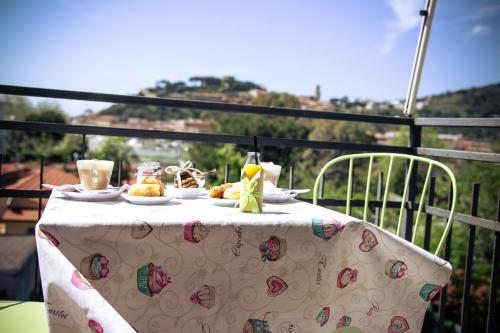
<box><xmin>141</xmin><ymin>176</ymin><xmax>165</xmax><ymax>195</ymax></box>
<box><xmin>128</xmin><ymin>184</ymin><xmax>162</xmax><ymax>197</ymax></box>
<box><xmin>223</xmin><ymin>186</ymin><xmax>240</xmax><ymax>200</ymax></box>
<box><xmin>209</xmin><ymin>183</ymin><xmax>232</xmax><ymax>199</ymax></box>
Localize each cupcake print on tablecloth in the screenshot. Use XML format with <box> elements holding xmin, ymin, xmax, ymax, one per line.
<box><xmin>191</xmin><ymin>285</ymin><xmax>215</xmax><ymax>309</ymax></box>
<box><xmin>336</xmin><ymin>315</ymin><xmax>351</xmax><ymax>329</ymax></box>
<box><xmin>137</xmin><ymin>263</ymin><xmax>171</xmax><ymax>297</ymax></box>
<box><xmin>315</xmin><ymin>306</ymin><xmax>330</xmax><ymax>326</ymax></box>
<box><xmin>88</xmin><ymin>319</ymin><xmax>104</xmax><ymax>333</ymax></box>
<box><xmin>243</xmin><ymin>318</ymin><xmax>270</xmax><ymax>333</ymax></box>
<box><xmin>70</xmin><ymin>270</ymin><xmax>93</xmax><ymax>290</ymax></box>
<box><xmin>259</xmin><ymin>236</ymin><xmax>287</xmax><ymax>262</ymax></box>
<box><xmin>80</xmin><ymin>253</ymin><xmax>110</xmax><ymax>281</ymax></box>
<box><xmin>388</xmin><ymin>316</ymin><xmax>409</xmax><ymax>333</ymax></box>
<box><xmin>312</xmin><ymin>217</ymin><xmax>344</xmax><ymax>240</ymax></box>
<box><xmin>419</xmin><ymin>283</ymin><xmax>441</xmax><ymax>302</ymax></box>
<box><xmin>184</xmin><ymin>220</ymin><xmax>209</xmax><ymax>243</ymax></box>
<box><xmin>385</xmin><ymin>260</ymin><xmax>407</xmax><ymax>279</ymax></box>
<box><xmin>337</xmin><ymin>267</ymin><xmax>358</xmax><ymax>289</ymax></box>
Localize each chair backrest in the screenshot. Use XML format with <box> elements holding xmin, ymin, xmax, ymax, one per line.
<box><xmin>313</xmin><ymin>153</ymin><xmax>456</xmax><ymax>256</ymax></box>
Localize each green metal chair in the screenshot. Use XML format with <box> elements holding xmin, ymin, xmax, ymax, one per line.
<box><xmin>0</xmin><ymin>301</ymin><xmax>48</xmax><ymax>333</ymax></box>
<box><xmin>313</xmin><ymin>153</ymin><xmax>456</xmax><ymax>256</ymax></box>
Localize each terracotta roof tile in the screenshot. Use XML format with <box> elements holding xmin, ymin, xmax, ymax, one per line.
<box><xmin>1</xmin><ymin>163</ymin><xmax>79</xmax><ymax>223</ymax></box>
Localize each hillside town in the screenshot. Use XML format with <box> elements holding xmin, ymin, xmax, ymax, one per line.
<box><xmin>70</xmin><ymin>82</ymin><xmax>493</xmax><ymax>154</ymax></box>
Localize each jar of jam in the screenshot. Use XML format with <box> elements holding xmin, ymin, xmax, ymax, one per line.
<box><xmin>136</xmin><ymin>161</ymin><xmax>162</xmax><ymax>184</ymax></box>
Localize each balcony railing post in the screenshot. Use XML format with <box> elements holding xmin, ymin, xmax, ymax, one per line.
<box><xmin>423</xmin><ymin>176</ymin><xmax>435</xmax><ymax>251</ymax></box>
<box><xmin>460</xmin><ymin>183</ymin><xmax>479</xmax><ymax>332</ymax></box>
<box><xmin>486</xmin><ymin>189</ymin><xmax>500</xmax><ymax>333</ymax></box>
<box><xmin>80</xmin><ymin>134</ymin><xmax>86</xmax><ymax>160</ymax></box>
<box><xmin>117</xmin><ymin>160</ymin><xmax>122</xmax><ymax>186</ymax></box>
<box><xmin>374</xmin><ymin>172</ymin><xmax>383</xmax><ymax>226</ymax></box>
<box><xmin>319</xmin><ymin>174</ymin><xmax>325</xmax><ymax>199</ymax></box>
<box><xmin>405</xmin><ymin>123</ymin><xmax>421</xmax><ymax>240</ymax></box>
<box><xmin>38</xmin><ymin>156</ymin><xmax>44</xmax><ymax>221</ymax></box>
<box><xmin>224</xmin><ymin>163</ymin><xmax>230</xmax><ymax>183</ymax></box>
<box><xmin>438</xmin><ymin>184</ymin><xmax>454</xmax><ymax>333</ymax></box>
<box><xmin>288</xmin><ymin>166</ymin><xmax>294</xmax><ymax>190</ymax></box>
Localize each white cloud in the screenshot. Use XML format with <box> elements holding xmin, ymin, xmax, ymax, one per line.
<box><xmin>469</xmin><ymin>24</ymin><xmax>491</xmax><ymax>36</ymax></box>
<box><xmin>380</xmin><ymin>0</ymin><xmax>423</xmax><ymax>55</ymax></box>
<box><xmin>472</xmin><ymin>4</ymin><xmax>500</xmax><ymax>20</ymax></box>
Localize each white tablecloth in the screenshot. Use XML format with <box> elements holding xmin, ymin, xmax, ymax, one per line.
<box><xmin>36</xmin><ymin>191</ymin><xmax>451</xmax><ymax>333</ymax></box>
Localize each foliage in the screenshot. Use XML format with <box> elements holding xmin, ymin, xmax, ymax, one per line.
<box><xmin>419</xmin><ymin>83</ymin><xmax>500</xmax><ymax>119</ymax></box>
<box><xmin>1</xmin><ymin>95</ymin><xmax>34</xmax><ymax>121</ymax></box>
<box><xmin>3</xmin><ymin>100</ymin><xmax>73</xmax><ymax>162</ymax></box>
<box><xmin>188</xmin><ymin>92</ymin><xmax>309</xmax><ymax>186</ymax></box>
<box><xmin>155</xmin><ymin>76</ymin><xmax>262</xmax><ymax>94</ymax></box>
<box><xmin>251</xmin><ymin>92</ymin><xmax>300</xmax><ymax>108</ymax></box>
<box><xmin>101</xmin><ymin>104</ymin><xmax>204</xmax><ymax>122</ymax></box>
<box><xmin>185</xmin><ymin>144</ymin><xmax>244</xmax><ymax>185</ymax></box>
<box><xmin>101</xmin><ymin>76</ymin><xmax>263</xmax><ymax>121</ymax></box>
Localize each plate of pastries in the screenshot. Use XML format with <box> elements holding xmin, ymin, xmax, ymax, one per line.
<box><xmin>208</xmin><ymin>183</ymin><xmax>240</xmax><ymax>207</ymax></box>
<box><xmin>121</xmin><ymin>177</ymin><xmax>174</xmax><ymax>205</ymax></box>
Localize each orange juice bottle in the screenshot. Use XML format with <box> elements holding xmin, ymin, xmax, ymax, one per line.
<box><xmin>240</xmin><ymin>152</ymin><xmax>264</xmax><ymax>213</ymax></box>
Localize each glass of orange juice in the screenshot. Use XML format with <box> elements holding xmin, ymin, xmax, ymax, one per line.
<box><xmin>240</xmin><ymin>152</ymin><xmax>264</xmax><ymax>213</ymax></box>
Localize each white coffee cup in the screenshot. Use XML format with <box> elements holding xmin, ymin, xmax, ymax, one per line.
<box><xmin>77</xmin><ymin>160</ymin><xmax>114</xmax><ymax>190</ymax></box>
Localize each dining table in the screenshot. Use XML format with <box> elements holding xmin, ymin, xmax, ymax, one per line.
<box><xmin>35</xmin><ymin>190</ymin><xmax>452</xmax><ymax>333</ymax></box>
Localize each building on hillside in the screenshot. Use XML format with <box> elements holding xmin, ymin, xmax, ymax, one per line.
<box><xmin>71</xmin><ymin>113</ymin><xmax>117</xmax><ymax>127</ymax></box>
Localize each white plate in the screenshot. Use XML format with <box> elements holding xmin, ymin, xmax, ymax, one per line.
<box><xmin>121</xmin><ymin>193</ymin><xmax>175</xmax><ymax>205</ymax></box>
<box><xmin>169</xmin><ymin>187</ymin><xmax>208</xmax><ymax>199</ymax></box>
<box><xmin>263</xmin><ymin>193</ymin><xmax>298</xmax><ymax>203</ymax></box>
<box><xmin>208</xmin><ymin>198</ymin><xmax>238</xmax><ymax>207</ymax></box>
<box><xmin>61</xmin><ymin>189</ymin><xmax>122</xmax><ymax>202</ymax></box>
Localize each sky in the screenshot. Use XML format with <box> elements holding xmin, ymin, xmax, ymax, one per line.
<box><xmin>1</xmin><ymin>0</ymin><xmax>499</xmax><ymax>116</ymax></box>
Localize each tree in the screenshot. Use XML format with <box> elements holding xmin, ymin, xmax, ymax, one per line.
<box><xmin>5</xmin><ymin>102</ymin><xmax>68</xmax><ymax>161</ymax></box>
<box><xmin>186</xmin><ymin>92</ymin><xmax>308</xmax><ymax>186</ymax></box>
<box><xmin>1</xmin><ymin>95</ymin><xmax>34</xmax><ymax>121</ymax></box>
<box><xmin>252</xmin><ymin>92</ymin><xmax>300</xmax><ymax>108</ymax></box>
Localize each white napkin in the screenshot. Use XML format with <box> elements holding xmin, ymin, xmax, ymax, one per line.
<box><xmin>43</xmin><ymin>184</ymin><xmax>130</xmax><ymax>193</ymax></box>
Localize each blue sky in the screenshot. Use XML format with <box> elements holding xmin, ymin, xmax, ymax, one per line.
<box><xmin>1</xmin><ymin>0</ymin><xmax>499</xmax><ymax>116</ymax></box>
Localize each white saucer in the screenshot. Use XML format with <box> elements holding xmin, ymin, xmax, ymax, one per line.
<box><xmin>208</xmin><ymin>198</ymin><xmax>238</xmax><ymax>207</ymax></box>
<box><xmin>121</xmin><ymin>193</ymin><xmax>175</xmax><ymax>205</ymax></box>
<box><xmin>169</xmin><ymin>187</ymin><xmax>208</xmax><ymax>199</ymax></box>
<box><xmin>263</xmin><ymin>193</ymin><xmax>299</xmax><ymax>203</ymax></box>
<box><xmin>61</xmin><ymin>189</ymin><xmax>122</xmax><ymax>202</ymax></box>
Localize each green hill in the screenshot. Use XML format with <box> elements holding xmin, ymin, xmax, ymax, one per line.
<box><xmin>419</xmin><ymin>83</ymin><xmax>500</xmax><ymax>118</ymax></box>
<box><xmin>100</xmin><ymin>76</ymin><xmax>263</xmax><ymax>121</ymax></box>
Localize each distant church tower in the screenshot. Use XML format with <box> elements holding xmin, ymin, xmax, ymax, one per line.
<box><xmin>315</xmin><ymin>84</ymin><xmax>321</xmax><ymax>101</ymax></box>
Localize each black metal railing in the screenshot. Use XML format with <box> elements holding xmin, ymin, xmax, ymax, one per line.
<box><xmin>0</xmin><ymin>84</ymin><xmax>499</xmax><ymax>332</ymax></box>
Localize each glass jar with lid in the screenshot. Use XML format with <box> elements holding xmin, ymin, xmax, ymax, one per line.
<box><xmin>136</xmin><ymin>161</ymin><xmax>162</xmax><ymax>184</ymax></box>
